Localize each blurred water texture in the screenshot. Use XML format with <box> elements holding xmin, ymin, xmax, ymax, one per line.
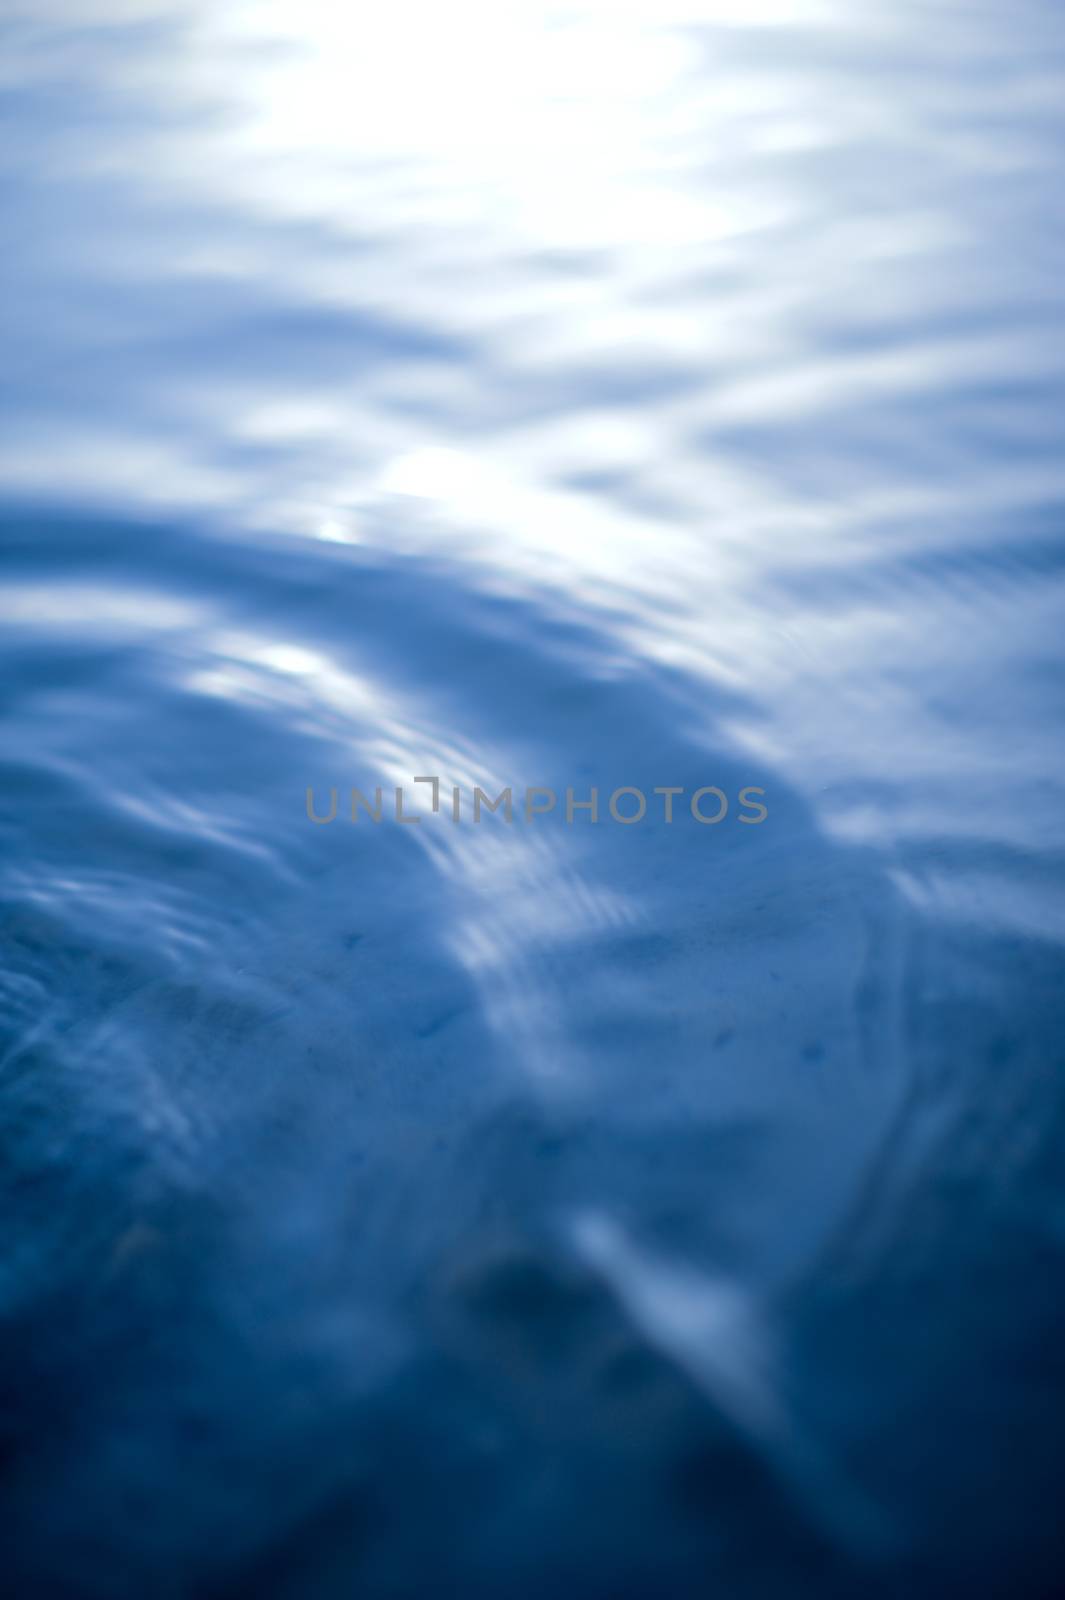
<box><xmin>2</xmin><ymin>2</ymin><xmax>1065</xmax><ymax>1595</ymax></box>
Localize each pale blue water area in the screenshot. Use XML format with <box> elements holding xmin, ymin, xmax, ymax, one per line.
<box><xmin>2</xmin><ymin>3</ymin><xmax>1065</xmax><ymax>1595</ymax></box>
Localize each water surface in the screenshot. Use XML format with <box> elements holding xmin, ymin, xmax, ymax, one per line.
<box><xmin>3</xmin><ymin>3</ymin><xmax>1065</xmax><ymax>1595</ymax></box>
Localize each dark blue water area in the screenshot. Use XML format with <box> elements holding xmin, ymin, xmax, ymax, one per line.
<box><xmin>3</xmin><ymin>3</ymin><xmax>1065</xmax><ymax>1596</ymax></box>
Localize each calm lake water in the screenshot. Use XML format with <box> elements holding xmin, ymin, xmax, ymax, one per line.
<box><xmin>2</xmin><ymin>2</ymin><xmax>1065</xmax><ymax>1595</ymax></box>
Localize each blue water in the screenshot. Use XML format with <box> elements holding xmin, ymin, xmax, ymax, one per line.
<box><xmin>3</xmin><ymin>3</ymin><xmax>1065</xmax><ymax>1595</ymax></box>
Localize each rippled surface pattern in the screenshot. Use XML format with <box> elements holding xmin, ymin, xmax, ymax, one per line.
<box><xmin>3</xmin><ymin>2</ymin><xmax>1065</xmax><ymax>1594</ymax></box>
